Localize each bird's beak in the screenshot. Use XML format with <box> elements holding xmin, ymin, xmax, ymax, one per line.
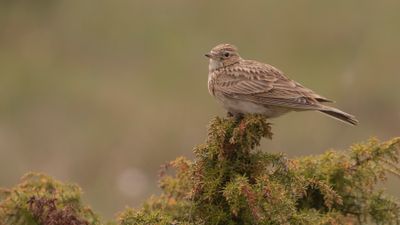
<box><xmin>205</xmin><ymin>53</ymin><xmax>212</xmax><ymax>58</ymax></box>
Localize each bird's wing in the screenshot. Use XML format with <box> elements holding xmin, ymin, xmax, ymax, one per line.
<box><xmin>214</xmin><ymin>61</ymin><xmax>331</xmax><ymax>109</ymax></box>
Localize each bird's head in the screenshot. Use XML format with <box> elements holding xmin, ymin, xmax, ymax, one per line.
<box><xmin>205</xmin><ymin>44</ymin><xmax>241</xmax><ymax>70</ymax></box>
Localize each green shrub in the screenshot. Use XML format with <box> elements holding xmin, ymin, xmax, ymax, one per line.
<box><xmin>119</xmin><ymin>115</ymin><xmax>400</xmax><ymax>225</ymax></box>
<box><xmin>1</xmin><ymin>115</ymin><xmax>399</xmax><ymax>225</ymax></box>
<box><xmin>0</xmin><ymin>173</ymin><xmax>101</xmax><ymax>225</ymax></box>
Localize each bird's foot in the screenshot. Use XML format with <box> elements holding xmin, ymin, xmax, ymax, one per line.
<box><xmin>227</xmin><ymin>112</ymin><xmax>244</xmax><ymax>121</ymax></box>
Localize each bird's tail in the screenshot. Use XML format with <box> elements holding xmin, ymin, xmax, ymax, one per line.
<box><xmin>319</xmin><ymin>106</ymin><xmax>358</xmax><ymax>126</ymax></box>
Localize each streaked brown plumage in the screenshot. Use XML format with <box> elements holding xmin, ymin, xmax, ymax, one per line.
<box><xmin>205</xmin><ymin>43</ymin><xmax>358</xmax><ymax>125</ymax></box>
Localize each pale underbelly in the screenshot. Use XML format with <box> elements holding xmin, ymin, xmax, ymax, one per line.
<box><xmin>214</xmin><ymin>94</ymin><xmax>292</xmax><ymax>118</ymax></box>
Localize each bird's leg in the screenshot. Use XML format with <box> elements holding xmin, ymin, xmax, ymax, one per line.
<box><xmin>227</xmin><ymin>111</ymin><xmax>244</xmax><ymax>120</ymax></box>
<box><xmin>234</xmin><ymin>113</ymin><xmax>244</xmax><ymax>122</ymax></box>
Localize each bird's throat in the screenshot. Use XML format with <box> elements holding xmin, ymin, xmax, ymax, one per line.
<box><xmin>208</xmin><ymin>59</ymin><xmax>223</xmax><ymax>72</ymax></box>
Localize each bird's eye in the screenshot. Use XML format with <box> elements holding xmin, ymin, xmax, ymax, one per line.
<box><xmin>223</xmin><ymin>52</ymin><xmax>230</xmax><ymax>57</ymax></box>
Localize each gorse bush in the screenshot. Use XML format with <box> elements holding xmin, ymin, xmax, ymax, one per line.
<box><xmin>0</xmin><ymin>173</ymin><xmax>101</xmax><ymax>225</ymax></box>
<box><xmin>120</xmin><ymin>115</ymin><xmax>400</xmax><ymax>225</ymax></box>
<box><xmin>1</xmin><ymin>115</ymin><xmax>399</xmax><ymax>225</ymax></box>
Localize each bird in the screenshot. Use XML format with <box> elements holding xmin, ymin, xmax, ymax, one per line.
<box><xmin>205</xmin><ymin>43</ymin><xmax>358</xmax><ymax>125</ymax></box>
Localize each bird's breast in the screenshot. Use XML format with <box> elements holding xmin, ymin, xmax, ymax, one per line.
<box><xmin>208</xmin><ymin>72</ymin><xmax>216</xmax><ymax>96</ymax></box>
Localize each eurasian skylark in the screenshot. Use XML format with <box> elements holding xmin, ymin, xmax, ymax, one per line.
<box><xmin>205</xmin><ymin>43</ymin><xmax>358</xmax><ymax>125</ymax></box>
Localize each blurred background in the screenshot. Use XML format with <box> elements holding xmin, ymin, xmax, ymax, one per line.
<box><xmin>0</xmin><ymin>0</ymin><xmax>399</xmax><ymax>219</ymax></box>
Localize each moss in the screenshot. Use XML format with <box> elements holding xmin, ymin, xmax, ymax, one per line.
<box><xmin>1</xmin><ymin>115</ymin><xmax>400</xmax><ymax>224</ymax></box>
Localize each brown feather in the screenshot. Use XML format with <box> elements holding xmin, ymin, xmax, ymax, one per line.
<box><xmin>206</xmin><ymin>43</ymin><xmax>357</xmax><ymax>125</ymax></box>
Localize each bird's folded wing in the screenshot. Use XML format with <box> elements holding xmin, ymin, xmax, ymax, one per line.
<box><xmin>214</xmin><ymin>68</ymin><xmax>328</xmax><ymax>110</ymax></box>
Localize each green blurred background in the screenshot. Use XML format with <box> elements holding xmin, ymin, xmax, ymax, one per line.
<box><xmin>1</xmin><ymin>0</ymin><xmax>399</xmax><ymax>219</ymax></box>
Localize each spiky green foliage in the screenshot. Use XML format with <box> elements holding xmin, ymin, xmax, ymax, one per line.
<box><xmin>0</xmin><ymin>173</ymin><xmax>101</xmax><ymax>225</ymax></box>
<box><xmin>1</xmin><ymin>115</ymin><xmax>400</xmax><ymax>225</ymax></box>
<box><xmin>118</xmin><ymin>115</ymin><xmax>400</xmax><ymax>225</ymax></box>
